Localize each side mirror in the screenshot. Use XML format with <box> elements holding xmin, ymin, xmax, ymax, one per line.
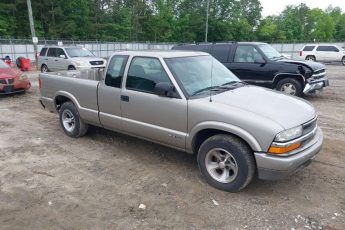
<box><xmin>154</xmin><ymin>82</ymin><xmax>174</xmax><ymax>97</ymax></box>
<box><xmin>59</xmin><ymin>54</ymin><xmax>66</xmax><ymax>59</ymax></box>
<box><xmin>254</xmin><ymin>58</ymin><xmax>266</xmax><ymax>64</ymax></box>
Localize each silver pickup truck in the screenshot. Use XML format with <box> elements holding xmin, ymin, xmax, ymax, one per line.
<box><xmin>39</xmin><ymin>51</ymin><xmax>323</xmax><ymax>192</ymax></box>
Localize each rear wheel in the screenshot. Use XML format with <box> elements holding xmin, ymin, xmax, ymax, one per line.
<box><xmin>342</xmin><ymin>57</ymin><xmax>345</xmax><ymax>66</ymax></box>
<box><xmin>276</xmin><ymin>78</ymin><xmax>303</xmax><ymax>97</ymax></box>
<box><xmin>306</xmin><ymin>56</ymin><xmax>316</xmax><ymax>62</ymax></box>
<box><xmin>41</xmin><ymin>64</ymin><xmax>49</xmax><ymax>73</ymax></box>
<box><xmin>68</xmin><ymin>66</ymin><xmax>76</xmax><ymax>71</ymax></box>
<box><xmin>197</xmin><ymin>134</ymin><xmax>255</xmax><ymax>192</ymax></box>
<box><xmin>59</xmin><ymin>101</ymin><xmax>88</xmax><ymax>138</ymax></box>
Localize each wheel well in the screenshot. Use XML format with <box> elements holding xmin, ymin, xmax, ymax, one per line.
<box><xmin>273</xmin><ymin>74</ymin><xmax>305</xmax><ymax>88</ymax></box>
<box><xmin>192</xmin><ymin>129</ymin><xmax>253</xmax><ymax>154</ymax></box>
<box><xmin>55</xmin><ymin>95</ymin><xmax>71</xmax><ymax>111</ymax></box>
<box><xmin>68</xmin><ymin>65</ymin><xmax>76</xmax><ymax>69</ymax></box>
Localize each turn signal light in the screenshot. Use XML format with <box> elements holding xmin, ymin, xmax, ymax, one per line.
<box><xmin>268</xmin><ymin>142</ymin><xmax>301</xmax><ymax>154</ymax></box>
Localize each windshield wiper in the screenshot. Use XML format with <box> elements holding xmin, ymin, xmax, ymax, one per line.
<box><xmin>191</xmin><ymin>86</ymin><xmax>221</xmax><ymax>96</ymax></box>
<box><xmin>221</xmin><ymin>81</ymin><xmax>241</xmax><ymax>86</ymax></box>
<box><xmin>221</xmin><ymin>81</ymin><xmax>247</xmax><ymax>87</ymax></box>
<box><xmin>271</xmin><ymin>56</ymin><xmax>284</xmax><ymax>60</ymax></box>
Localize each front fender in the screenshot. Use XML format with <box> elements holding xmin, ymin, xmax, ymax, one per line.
<box><xmin>187</xmin><ymin>121</ymin><xmax>263</xmax><ymax>153</ymax></box>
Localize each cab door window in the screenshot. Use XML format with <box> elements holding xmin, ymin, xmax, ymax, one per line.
<box><xmin>56</xmin><ymin>48</ymin><xmax>67</xmax><ymax>58</ymax></box>
<box><xmin>234</xmin><ymin>46</ymin><xmax>263</xmax><ymax>63</ymax></box>
<box><xmin>126</xmin><ymin>57</ymin><xmax>171</xmax><ymax>93</ymax></box>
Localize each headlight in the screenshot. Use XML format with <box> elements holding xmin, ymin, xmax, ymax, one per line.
<box><xmin>75</xmin><ymin>61</ymin><xmax>88</xmax><ymax>67</ymax></box>
<box><xmin>19</xmin><ymin>74</ymin><xmax>28</xmax><ymax>80</ymax></box>
<box><xmin>274</xmin><ymin>126</ymin><xmax>303</xmax><ymax>142</ymax></box>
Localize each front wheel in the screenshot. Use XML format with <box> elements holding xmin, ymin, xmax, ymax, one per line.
<box><xmin>197</xmin><ymin>134</ymin><xmax>256</xmax><ymax>192</ymax></box>
<box><xmin>342</xmin><ymin>57</ymin><xmax>345</xmax><ymax>66</ymax></box>
<box><xmin>276</xmin><ymin>78</ymin><xmax>303</xmax><ymax>97</ymax></box>
<box><xmin>41</xmin><ymin>64</ymin><xmax>49</xmax><ymax>73</ymax></box>
<box><xmin>59</xmin><ymin>101</ymin><xmax>88</xmax><ymax>138</ymax></box>
<box><xmin>68</xmin><ymin>66</ymin><xmax>76</xmax><ymax>71</ymax></box>
<box><xmin>306</xmin><ymin>56</ymin><xmax>316</xmax><ymax>62</ymax></box>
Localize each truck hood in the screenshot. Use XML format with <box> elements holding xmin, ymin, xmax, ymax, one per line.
<box><xmin>211</xmin><ymin>85</ymin><xmax>316</xmax><ymax>129</ymax></box>
<box><xmin>0</xmin><ymin>67</ymin><xmax>22</xmax><ymax>79</ymax></box>
<box><xmin>276</xmin><ymin>59</ymin><xmax>325</xmax><ymax>71</ymax></box>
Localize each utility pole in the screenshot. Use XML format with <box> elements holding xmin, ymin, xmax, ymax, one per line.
<box><xmin>205</xmin><ymin>0</ymin><xmax>210</xmax><ymax>42</ymax></box>
<box><xmin>27</xmin><ymin>0</ymin><xmax>38</xmax><ymax>69</ymax></box>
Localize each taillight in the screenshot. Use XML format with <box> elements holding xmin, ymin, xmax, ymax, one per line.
<box><xmin>299</xmin><ymin>51</ymin><xmax>303</xmax><ymax>56</ymax></box>
<box><xmin>38</xmin><ymin>78</ymin><xmax>42</xmax><ymax>89</ymax></box>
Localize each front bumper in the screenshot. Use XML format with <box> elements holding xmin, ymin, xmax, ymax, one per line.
<box><xmin>76</xmin><ymin>65</ymin><xmax>106</xmax><ymax>70</ymax></box>
<box><xmin>0</xmin><ymin>82</ymin><xmax>30</xmax><ymax>95</ymax></box>
<box><xmin>303</xmin><ymin>78</ymin><xmax>329</xmax><ymax>94</ymax></box>
<box><xmin>254</xmin><ymin>127</ymin><xmax>323</xmax><ymax>180</ymax></box>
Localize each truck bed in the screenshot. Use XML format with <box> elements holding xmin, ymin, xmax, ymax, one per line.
<box><xmin>39</xmin><ymin>69</ymin><xmax>103</xmax><ymax>126</ymax></box>
<box><xmin>53</xmin><ymin>69</ymin><xmax>104</xmax><ymax>81</ymax></box>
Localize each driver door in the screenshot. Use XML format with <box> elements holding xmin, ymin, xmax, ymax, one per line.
<box><xmin>230</xmin><ymin>45</ymin><xmax>270</xmax><ymax>86</ymax></box>
<box><xmin>121</xmin><ymin>56</ymin><xmax>187</xmax><ymax>149</ymax></box>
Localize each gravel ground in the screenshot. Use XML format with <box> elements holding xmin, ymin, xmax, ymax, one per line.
<box><xmin>0</xmin><ymin>65</ymin><xmax>344</xmax><ymax>229</ymax></box>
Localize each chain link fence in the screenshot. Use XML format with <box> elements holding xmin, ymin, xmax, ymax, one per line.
<box><xmin>1</xmin><ymin>38</ymin><xmax>344</xmax><ymax>61</ymax></box>
<box><xmin>0</xmin><ymin>38</ymin><xmax>175</xmax><ymax>61</ymax></box>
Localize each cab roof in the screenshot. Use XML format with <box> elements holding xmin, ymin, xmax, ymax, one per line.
<box><xmin>112</xmin><ymin>50</ymin><xmax>210</xmax><ymax>58</ymax></box>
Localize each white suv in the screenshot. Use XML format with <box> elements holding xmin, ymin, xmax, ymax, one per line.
<box><xmin>38</xmin><ymin>46</ymin><xmax>106</xmax><ymax>72</ymax></box>
<box><xmin>300</xmin><ymin>44</ymin><xmax>345</xmax><ymax>65</ymax></box>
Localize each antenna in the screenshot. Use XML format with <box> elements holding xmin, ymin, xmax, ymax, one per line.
<box><xmin>209</xmin><ymin>56</ymin><xmax>214</xmax><ymax>102</ymax></box>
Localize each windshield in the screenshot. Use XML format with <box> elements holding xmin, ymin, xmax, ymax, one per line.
<box><xmin>165</xmin><ymin>55</ymin><xmax>240</xmax><ymax>97</ymax></box>
<box><xmin>0</xmin><ymin>60</ymin><xmax>10</xmax><ymax>68</ymax></box>
<box><xmin>259</xmin><ymin>44</ymin><xmax>282</xmax><ymax>60</ymax></box>
<box><xmin>65</xmin><ymin>47</ymin><xmax>94</xmax><ymax>57</ymax></box>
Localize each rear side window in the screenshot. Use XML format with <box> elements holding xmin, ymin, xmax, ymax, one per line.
<box><xmin>212</xmin><ymin>45</ymin><xmax>231</xmax><ymax>63</ymax></box>
<box><xmin>303</xmin><ymin>46</ymin><xmax>315</xmax><ymax>51</ymax></box>
<box><xmin>105</xmin><ymin>55</ymin><xmax>128</xmax><ymax>88</ymax></box>
<box><xmin>316</xmin><ymin>46</ymin><xmax>339</xmax><ymax>52</ymax></box>
<box><xmin>47</xmin><ymin>48</ymin><xmax>57</xmax><ymax>57</ymax></box>
<box><xmin>40</xmin><ymin>48</ymin><xmax>48</xmax><ymax>56</ymax></box>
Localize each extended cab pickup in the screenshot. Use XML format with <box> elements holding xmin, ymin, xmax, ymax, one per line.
<box><xmin>39</xmin><ymin>51</ymin><xmax>323</xmax><ymax>192</ymax></box>
<box><xmin>172</xmin><ymin>42</ymin><xmax>329</xmax><ymax>97</ymax></box>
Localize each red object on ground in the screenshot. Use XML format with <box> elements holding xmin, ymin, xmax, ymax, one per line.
<box><xmin>19</xmin><ymin>58</ymin><xmax>31</xmax><ymax>71</ymax></box>
<box><xmin>5</xmin><ymin>59</ymin><xmax>11</xmax><ymax>65</ymax></box>
<box><xmin>0</xmin><ymin>59</ymin><xmax>31</xmax><ymax>95</ymax></box>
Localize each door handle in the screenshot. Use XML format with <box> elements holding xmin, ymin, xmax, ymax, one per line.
<box><xmin>121</xmin><ymin>95</ymin><xmax>129</xmax><ymax>102</ymax></box>
<box><xmin>55</xmin><ymin>59</ymin><xmax>58</xmax><ymax>61</ymax></box>
<box><xmin>44</xmin><ymin>59</ymin><xmax>48</xmax><ymax>61</ymax></box>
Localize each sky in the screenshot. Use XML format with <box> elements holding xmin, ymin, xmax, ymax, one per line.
<box><xmin>260</xmin><ymin>0</ymin><xmax>345</xmax><ymax>17</ymax></box>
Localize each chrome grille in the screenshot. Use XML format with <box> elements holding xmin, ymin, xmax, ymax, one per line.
<box><xmin>311</xmin><ymin>69</ymin><xmax>326</xmax><ymax>80</ymax></box>
<box><xmin>313</xmin><ymin>69</ymin><xmax>325</xmax><ymax>75</ymax></box>
<box><xmin>302</xmin><ymin>118</ymin><xmax>317</xmax><ymax>136</ymax></box>
<box><xmin>7</xmin><ymin>78</ymin><xmax>14</xmax><ymax>84</ymax></box>
<box><xmin>89</xmin><ymin>61</ymin><xmax>104</xmax><ymax>66</ymax></box>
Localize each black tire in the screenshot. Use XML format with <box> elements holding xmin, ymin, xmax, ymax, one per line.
<box><xmin>305</xmin><ymin>56</ymin><xmax>316</xmax><ymax>62</ymax></box>
<box><xmin>41</xmin><ymin>64</ymin><xmax>49</xmax><ymax>73</ymax></box>
<box><xmin>342</xmin><ymin>57</ymin><xmax>345</xmax><ymax>66</ymax></box>
<box><xmin>59</xmin><ymin>101</ymin><xmax>88</xmax><ymax>138</ymax></box>
<box><xmin>197</xmin><ymin>134</ymin><xmax>255</xmax><ymax>192</ymax></box>
<box><xmin>68</xmin><ymin>66</ymin><xmax>76</xmax><ymax>71</ymax></box>
<box><xmin>276</xmin><ymin>78</ymin><xmax>303</xmax><ymax>97</ymax></box>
